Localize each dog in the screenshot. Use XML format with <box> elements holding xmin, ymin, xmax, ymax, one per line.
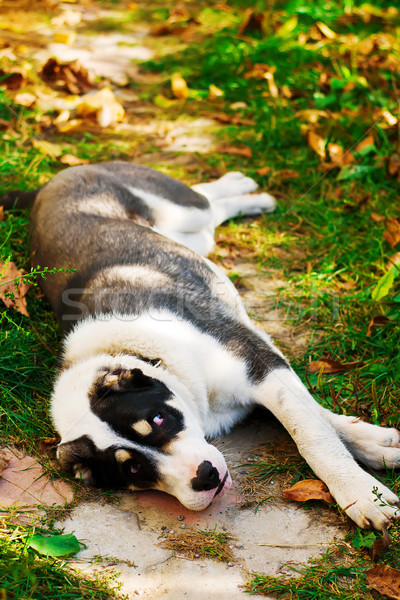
<box><xmin>3</xmin><ymin>161</ymin><xmax>400</xmax><ymax>528</ymax></box>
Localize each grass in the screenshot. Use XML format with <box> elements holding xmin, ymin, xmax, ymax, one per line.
<box><xmin>159</xmin><ymin>526</ymin><xmax>236</xmax><ymax>563</ymax></box>
<box><xmin>1</xmin><ymin>0</ymin><xmax>400</xmax><ymax>598</ymax></box>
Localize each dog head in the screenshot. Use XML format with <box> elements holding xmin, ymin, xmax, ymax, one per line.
<box><xmin>52</xmin><ymin>358</ymin><xmax>231</xmax><ymax>511</ymax></box>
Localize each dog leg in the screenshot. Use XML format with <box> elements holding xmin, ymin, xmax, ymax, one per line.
<box><xmin>191</xmin><ymin>172</ymin><xmax>258</xmax><ymax>202</ymax></box>
<box><xmin>211</xmin><ymin>192</ymin><xmax>276</xmax><ymax>227</ymax></box>
<box><xmin>253</xmin><ymin>367</ymin><xmax>400</xmax><ymax>529</ymax></box>
<box><xmin>316</xmin><ymin>406</ymin><xmax>400</xmax><ymax>470</ymax></box>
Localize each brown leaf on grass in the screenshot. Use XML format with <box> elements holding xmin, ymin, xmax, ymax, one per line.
<box><xmin>371</xmin><ymin>212</ymin><xmax>385</xmax><ymax>222</ymax></box>
<box><xmin>283</xmin><ymin>479</ymin><xmax>333</xmax><ymax>503</ymax></box>
<box><xmin>307</xmin><ymin>357</ymin><xmax>360</xmax><ymax>374</ymax></box>
<box><xmin>388</xmin><ymin>154</ymin><xmax>400</xmax><ymax>177</ymax></box>
<box><xmin>39</xmin><ymin>437</ymin><xmax>61</xmax><ymax>454</ymax></box>
<box><xmin>40</xmin><ymin>58</ymin><xmax>94</xmax><ymax>95</ymax></box>
<box><xmin>0</xmin><ymin>449</ymin><xmax>11</xmax><ymax>476</ymax></box>
<box><xmin>308</xmin><ymin>131</ymin><xmax>326</xmax><ymax>159</ymax></box>
<box><xmin>14</xmin><ymin>92</ymin><xmax>36</xmax><ymax>107</ymax></box>
<box><xmin>213</xmin><ymin>113</ymin><xmax>255</xmax><ymax>126</ymax></box>
<box><xmin>257</xmin><ymin>166</ymin><xmax>271</xmax><ymax>176</ymax></box>
<box><xmin>238</xmin><ymin>9</ymin><xmax>264</xmax><ymax>35</ymax></box>
<box><xmin>217</xmin><ymin>145</ymin><xmax>252</xmax><ymax>158</ymax></box>
<box><xmin>366</xmin><ymin>564</ymin><xmax>400</xmax><ymax>600</ymax></box>
<box><xmin>0</xmin><ymin>70</ymin><xmax>25</xmax><ymax>90</ymax></box>
<box><xmin>0</xmin><ymin>206</ymin><xmax>4</xmax><ymax>222</ymax></box>
<box><xmin>354</xmin><ymin>135</ymin><xmax>374</xmax><ymax>153</ymax></box>
<box><xmin>366</xmin><ymin>315</ymin><xmax>390</xmax><ymax>337</ymax></box>
<box><xmin>0</xmin><ymin>260</ymin><xmax>30</xmax><ymax>317</ymax></box>
<box><xmin>275</xmin><ymin>169</ymin><xmax>299</xmax><ymax>179</ymax></box>
<box><xmin>327</xmin><ymin>143</ymin><xmax>344</xmax><ymax>163</ymax></box>
<box><xmin>387</xmin><ymin>252</ymin><xmax>400</xmax><ymax>269</ymax></box>
<box><xmin>60</xmin><ymin>154</ymin><xmax>90</xmax><ymax>166</ymax></box>
<box><xmin>383</xmin><ymin>218</ymin><xmax>400</xmax><ymax>249</ymax></box>
<box><xmin>372</xmin><ymin>529</ymin><xmax>391</xmax><ymax>562</ymax></box>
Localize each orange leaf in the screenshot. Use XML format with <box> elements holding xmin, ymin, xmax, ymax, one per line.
<box><xmin>388</xmin><ymin>154</ymin><xmax>400</xmax><ymax>177</ymax></box>
<box><xmin>60</xmin><ymin>154</ymin><xmax>90</xmax><ymax>166</ymax></box>
<box><xmin>366</xmin><ymin>315</ymin><xmax>390</xmax><ymax>337</ymax></box>
<box><xmin>0</xmin><ymin>260</ymin><xmax>30</xmax><ymax>317</ymax></box>
<box><xmin>327</xmin><ymin>143</ymin><xmax>344</xmax><ymax>164</ymax></box>
<box><xmin>371</xmin><ymin>212</ymin><xmax>385</xmax><ymax>222</ymax></box>
<box><xmin>257</xmin><ymin>166</ymin><xmax>271</xmax><ymax>176</ymax></box>
<box><xmin>307</xmin><ymin>357</ymin><xmax>360</xmax><ymax>374</ymax></box>
<box><xmin>366</xmin><ymin>564</ymin><xmax>400</xmax><ymax>600</ymax></box>
<box><xmin>308</xmin><ymin>131</ymin><xmax>326</xmax><ymax>159</ymax></box>
<box><xmin>217</xmin><ymin>145</ymin><xmax>252</xmax><ymax>158</ymax></box>
<box><xmin>39</xmin><ymin>437</ymin><xmax>61</xmax><ymax>454</ymax></box>
<box><xmin>283</xmin><ymin>479</ymin><xmax>333</xmax><ymax>503</ymax></box>
<box><xmin>354</xmin><ymin>135</ymin><xmax>374</xmax><ymax>153</ymax></box>
<box><xmin>384</xmin><ymin>218</ymin><xmax>400</xmax><ymax>249</ymax></box>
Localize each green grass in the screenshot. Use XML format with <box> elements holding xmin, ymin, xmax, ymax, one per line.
<box><xmin>1</xmin><ymin>0</ymin><xmax>400</xmax><ymax>598</ymax></box>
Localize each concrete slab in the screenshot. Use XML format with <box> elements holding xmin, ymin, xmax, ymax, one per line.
<box><xmin>57</xmin><ymin>418</ymin><xmax>345</xmax><ymax>599</ymax></box>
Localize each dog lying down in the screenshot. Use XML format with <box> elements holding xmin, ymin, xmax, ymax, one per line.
<box><xmin>3</xmin><ymin>161</ymin><xmax>400</xmax><ymax>530</ymax></box>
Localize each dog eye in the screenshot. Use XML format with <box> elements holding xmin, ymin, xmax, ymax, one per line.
<box><xmin>130</xmin><ymin>462</ymin><xmax>141</xmax><ymax>474</ymax></box>
<box><xmin>153</xmin><ymin>413</ymin><xmax>164</xmax><ymax>427</ymax></box>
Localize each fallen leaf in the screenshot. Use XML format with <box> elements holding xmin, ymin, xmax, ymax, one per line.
<box><xmin>40</xmin><ymin>58</ymin><xmax>93</xmax><ymax>95</ymax></box>
<box><xmin>29</xmin><ymin>533</ymin><xmax>81</xmax><ymax>558</ymax></box>
<box><xmin>275</xmin><ymin>15</ymin><xmax>298</xmax><ymax>38</ymax></box>
<box><xmin>32</xmin><ymin>139</ymin><xmax>63</xmax><ymax>158</ymax></box>
<box><xmin>0</xmin><ymin>260</ymin><xmax>30</xmax><ymax>317</ymax></box>
<box><xmin>0</xmin><ymin>206</ymin><xmax>3</xmax><ymax>221</ymax></box>
<box><xmin>383</xmin><ymin>218</ymin><xmax>400</xmax><ymax>248</ymax></box>
<box><xmin>387</xmin><ymin>252</ymin><xmax>400</xmax><ymax>269</ymax></box>
<box><xmin>366</xmin><ymin>315</ymin><xmax>390</xmax><ymax>336</ymax></box>
<box><xmin>372</xmin><ymin>529</ymin><xmax>391</xmax><ymax>562</ymax></box>
<box><xmin>171</xmin><ymin>72</ymin><xmax>189</xmax><ymax>99</ymax></box>
<box><xmin>283</xmin><ymin>479</ymin><xmax>333</xmax><ymax>503</ymax></box>
<box><xmin>371</xmin><ymin>212</ymin><xmax>385</xmax><ymax>222</ymax></box>
<box><xmin>77</xmin><ymin>88</ymin><xmax>124</xmax><ymax>127</ymax></box>
<box><xmin>14</xmin><ymin>92</ymin><xmax>36</xmax><ymax>107</ymax></box>
<box><xmin>388</xmin><ymin>154</ymin><xmax>400</xmax><ymax>177</ymax></box>
<box><xmin>0</xmin><ymin>449</ymin><xmax>10</xmax><ymax>476</ymax></box>
<box><xmin>39</xmin><ymin>437</ymin><xmax>61</xmax><ymax>454</ymax></box>
<box><xmin>264</xmin><ymin>71</ymin><xmax>279</xmax><ymax>98</ymax></box>
<box><xmin>0</xmin><ymin>70</ymin><xmax>25</xmax><ymax>90</ymax></box>
<box><xmin>327</xmin><ymin>143</ymin><xmax>344</xmax><ymax>164</ymax></box>
<box><xmin>275</xmin><ymin>169</ymin><xmax>299</xmax><ymax>179</ymax></box>
<box><xmin>53</xmin><ymin>31</ymin><xmax>76</xmax><ymax>45</ymax></box>
<box><xmin>217</xmin><ymin>145</ymin><xmax>252</xmax><ymax>158</ymax></box>
<box><xmin>209</xmin><ymin>84</ymin><xmax>224</xmax><ymax>100</ymax></box>
<box><xmin>354</xmin><ymin>135</ymin><xmax>375</xmax><ymax>154</ymax></box>
<box><xmin>60</xmin><ymin>154</ymin><xmax>90</xmax><ymax>166</ymax></box>
<box><xmin>238</xmin><ymin>9</ymin><xmax>264</xmax><ymax>35</ymax></box>
<box><xmin>366</xmin><ymin>564</ymin><xmax>400</xmax><ymax>600</ymax></box>
<box><xmin>257</xmin><ymin>166</ymin><xmax>271</xmax><ymax>176</ymax></box>
<box><xmin>371</xmin><ymin>267</ymin><xmax>398</xmax><ymax>301</ymax></box>
<box><xmin>308</xmin><ymin>131</ymin><xmax>326</xmax><ymax>159</ymax></box>
<box><xmin>213</xmin><ymin>113</ymin><xmax>254</xmax><ymax>126</ymax></box>
<box><xmin>316</xmin><ymin>21</ymin><xmax>337</xmax><ymax>39</ymax></box>
<box><xmin>307</xmin><ymin>357</ymin><xmax>360</xmax><ymax>374</ymax></box>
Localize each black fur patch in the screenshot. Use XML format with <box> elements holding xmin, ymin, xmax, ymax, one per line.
<box><xmin>57</xmin><ymin>435</ymin><xmax>160</xmax><ymax>489</ymax></box>
<box><xmin>89</xmin><ymin>368</ymin><xmax>185</xmax><ymax>447</ymax></box>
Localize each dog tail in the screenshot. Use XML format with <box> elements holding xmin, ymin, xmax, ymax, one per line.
<box><xmin>0</xmin><ymin>189</ymin><xmax>39</xmax><ymax>211</ymax></box>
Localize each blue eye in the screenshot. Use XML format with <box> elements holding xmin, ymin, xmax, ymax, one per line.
<box><xmin>153</xmin><ymin>413</ymin><xmax>164</xmax><ymax>426</ymax></box>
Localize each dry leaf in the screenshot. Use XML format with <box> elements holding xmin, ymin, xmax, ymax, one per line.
<box><xmin>383</xmin><ymin>218</ymin><xmax>400</xmax><ymax>249</ymax></box>
<box><xmin>209</xmin><ymin>84</ymin><xmax>224</xmax><ymax>100</ymax></box>
<box><xmin>171</xmin><ymin>73</ymin><xmax>189</xmax><ymax>99</ymax></box>
<box><xmin>354</xmin><ymin>135</ymin><xmax>374</xmax><ymax>153</ymax></box>
<box><xmin>275</xmin><ymin>169</ymin><xmax>299</xmax><ymax>179</ymax></box>
<box><xmin>327</xmin><ymin>143</ymin><xmax>344</xmax><ymax>164</ymax></box>
<box><xmin>32</xmin><ymin>139</ymin><xmax>63</xmax><ymax>158</ymax></box>
<box><xmin>366</xmin><ymin>315</ymin><xmax>390</xmax><ymax>337</ymax></box>
<box><xmin>0</xmin><ymin>449</ymin><xmax>11</xmax><ymax>476</ymax></box>
<box><xmin>77</xmin><ymin>88</ymin><xmax>124</xmax><ymax>127</ymax></box>
<box><xmin>307</xmin><ymin>357</ymin><xmax>360</xmax><ymax>374</ymax></box>
<box><xmin>0</xmin><ymin>206</ymin><xmax>4</xmax><ymax>222</ymax></box>
<box><xmin>40</xmin><ymin>58</ymin><xmax>93</xmax><ymax>95</ymax></box>
<box><xmin>366</xmin><ymin>564</ymin><xmax>400</xmax><ymax>600</ymax></box>
<box><xmin>39</xmin><ymin>437</ymin><xmax>61</xmax><ymax>454</ymax></box>
<box><xmin>372</xmin><ymin>529</ymin><xmax>391</xmax><ymax>562</ymax></box>
<box><xmin>213</xmin><ymin>113</ymin><xmax>255</xmax><ymax>126</ymax></box>
<box><xmin>315</xmin><ymin>21</ymin><xmax>337</xmax><ymax>39</ymax></box>
<box><xmin>238</xmin><ymin>9</ymin><xmax>264</xmax><ymax>35</ymax></box>
<box><xmin>388</xmin><ymin>154</ymin><xmax>400</xmax><ymax>177</ymax></box>
<box><xmin>53</xmin><ymin>31</ymin><xmax>76</xmax><ymax>45</ymax></box>
<box><xmin>60</xmin><ymin>154</ymin><xmax>90</xmax><ymax>166</ymax></box>
<box><xmin>387</xmin><ymin>252</ymin><xmax>400</xmax><ymax>268</ymax></box>
<box><xmin>0</xmin><ymin>70</ymin><xmax>25</xmax><ymax>90</ymax></box>
<box><xmin>283</xmin><ymin>479</ymin><xmax>333</xmax><ymax>503</ymax></box>
<box><xmin>217</xmin><ymin>145</ymin><xmax>252</xmax><ymax>158</ymax></box>
<box><xmin>264</xmin><ymin>71</ymin><xmax>279</xmax><ymax>98</ymax></box>
<box><xmin>14</xmin><ymin>92</ymin><xmax>36</xmax><ymax>107</ymax></box>
<box><xmin>371</xmin><ymin>212</ymin><xmax>385</xmax><ymax>222</ymax></box>
<box><xmin>257</xmin><ymin>166</ymin><xmax>271</xmax><ymax>176</ymax></box>
<box><xmin>0</xmin><ymin>260</ymin><xmax>30</xmax><ymax>317</ymax></box>
<box><xmin>308</xmin><ymin>131</ymin><xmax>326</xmax><ymax>159</ymax></box>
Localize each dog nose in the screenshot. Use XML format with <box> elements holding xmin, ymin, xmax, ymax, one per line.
<box><xmin>191</xmin><ymin>460</ymin><xmax>220</xmax><ymax>492</ymax></box>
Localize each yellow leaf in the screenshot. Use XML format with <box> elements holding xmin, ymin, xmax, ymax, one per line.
<box><xmin>275</xmin><ymin>16</ymin><xmax>298</xmax><ymax>38</ymax></box>
<box><xmin>354</xmin><ymin>135</ymin><xmax>374</xmax><ymax>153</ymax></box>
<box><xmin>154</xmin><ymin>94</ymin><xmax>177</xmax><ymax>108</ymax></box>
<box><xmin>60</xmin><ymin>154</ymin><xmax>90</xmax><ymax>166</ymax></box>
<box><xmin>53</xmin><ymin>32</ymin><xmax>76</xmax><ymax>45</ymax></box>
<box><xmin>327</xmin><ymin>143</ymin><xmax>344</xmax><ymax>164</ymax></box>
<box><xmin>32</xmin><ymin>139</ymin><xmax>63</xmax><ymax>157</ymax></box>
<box><xmin>77</xmin><ymin>88</ymin><xmax>124</xmax><ymax>127</ymax></box>
<box><xmin>53</xmin><ymin>110</ymin><xmax>71</xmax><ymax>125</ymax></box>
<box><xmin>171</xmin><ymin>73</ymin><xmax>189</xmax><ymax>99</ymax></box>
<box><xmin>14</xmin><ymin>93</ymin><xmax>36</xmax><ymax>107</ymax></box>
<box><xmin>263</xmin><ymin>71</ymin><xmax>278</xmax><ymax>98</ymax></box>
<box><xmin>308</xmin><ymin>131</ymin><xmax>326</xmax><ymax>159</ymax></box>
<box><xmin>316</xmin><ymin>21</ymin><xmax>337</xmax><ymax>39</ymax></box>
<box><xmin>56</xmin><ymin>119</ymin><xmax>83</xmax><ymax>133</ymax></box>
<box><xmin>209</xmin><ymin>84</ymin><xmax>224</xmax><ymax>100</ymax></box>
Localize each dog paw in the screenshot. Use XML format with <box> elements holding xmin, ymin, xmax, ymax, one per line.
<box><xmin>231</xmin><ymin>192</ymin><xmax>276</xmax><ymax>214</ymax></box>
<box><xmin>341</xmin><ymin>417</ymin><xmax>400</xmax><ymax>469</ymax></box>
<box><xmin>214</xmin><ymin>172</ymin><xmax>259</xmax><ymax>197</ymax></box>
<box><xmin>334</xmin><ymin>474</ymin><xmax>400</xmax><ymax>530</ymax></box>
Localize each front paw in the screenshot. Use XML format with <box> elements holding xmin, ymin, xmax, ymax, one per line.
<box><xmin>335</xmin><ymin>475</ymin><xmax>399</xmax><ymax>530</ymax></box>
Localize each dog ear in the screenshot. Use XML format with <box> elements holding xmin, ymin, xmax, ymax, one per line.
<box><xmin>56</xmin><ymin>436</ymin><xmax>95</xmax><ymax>485</ymax></box>
<box><xmin>97</xmin><ymin>368</ymin><xmax>153</xmax><ymax>395</ymax></box>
